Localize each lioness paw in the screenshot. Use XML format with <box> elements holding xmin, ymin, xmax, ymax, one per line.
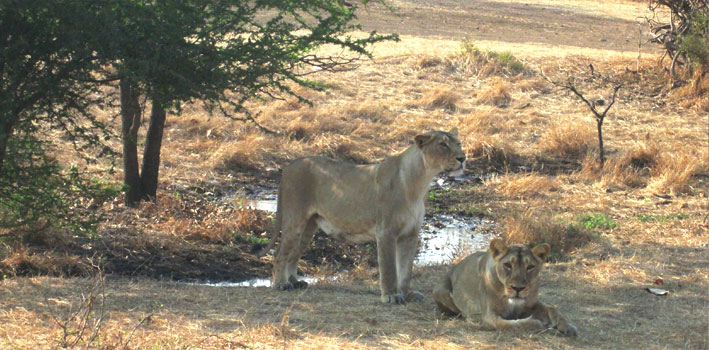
<box><xmin>291</xmin><ymin>280</ymin><xmax>309</xmax><ymax>289</ymax></box>
<box><xmin>556</xmin><ymin>322</ymin><xmax>578</xmax><ymax>337</ymax></box>
<box><xmin>406</xmin><ymin>291</ymin><xmax>425</xmax><ymax>302</ymax></box>
<box><xmin>275</xmin><ymin>282</ymin><xmax>294</xmax><ymax>291</ymax></box>
<box><xmin>382</xmin><ymin>294</ymin><xmax>407</xmax><ymax>304</ymax></box>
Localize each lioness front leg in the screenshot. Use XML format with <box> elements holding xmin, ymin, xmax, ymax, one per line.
<box><xmin>377</xmin><ymin>234</ymin><xmax>405</xmax><ymax>304</ymax></box>
<box><xmin>530</xmin><ymin>302</ymin><xmax>578</xmax><ymax>337</ymax></box>
<box><xmin>396</xmin><ymin>232</ymin><xmax>424</xmax><ymax>302</ymax></box>
<box><xmin>483</xmin><ymin>311</ymin><xmax>545</xmax><ymax>332</ymax></box>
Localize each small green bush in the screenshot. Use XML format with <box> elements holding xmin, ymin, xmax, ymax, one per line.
<box><xmin>453</xmin><ymin>39</ymin><xmax>527</xmax><ymax>76</ymax></box>
<box><xmin>579</xmin><ymin>213</ymin><xmax>618</xmax><ymax>230</ymax></box>
<box><xmin>681</xmin><ymin>12</ymin><xmax>709</xmax><ymax>68</ymax></box>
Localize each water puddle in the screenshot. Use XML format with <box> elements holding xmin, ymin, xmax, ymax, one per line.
<box><xmin>192</xmin><ymin>276</ymin><xmax>322</xmax><ymax>288</ymax></box>
<box><xmin>232</xmin><ymin>197</ymin><xmax>494</xmax><ymax>267</ymax></box>
<box><xmin>210</xmin><ymin>176</ymin><xmax>495</xmax><ymax>287</ymax></box>
<box><xmin>416</xmin><ymin>214</ymin><xmax>493</xmax><ymax>265</ymax></box>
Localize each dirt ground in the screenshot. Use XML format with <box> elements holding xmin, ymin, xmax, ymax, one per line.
<box><xmin>1</xmin><ymin>0</ymin><xmax>708</xmax><ymax>349</ymax></box>
<box><xmin>356</xmin><ymin>0</ymin><xmax>654</xmax><ymax>53</ymax></box>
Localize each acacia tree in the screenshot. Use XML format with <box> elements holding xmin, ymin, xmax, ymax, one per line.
<box><xmin>102</xmin><ymin>0</ymin><xmax>395</xmax><ymax>206</ymax></box>
<box><xmin>0</xmin><ymin>1</ymin><xmax>118</xmax><ymax>232</ymax></box>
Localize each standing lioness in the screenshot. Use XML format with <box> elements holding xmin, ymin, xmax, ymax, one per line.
<box><xmin>263</xmin><ymin>129</ymin><xmax>465</xmax><ymax>303</ymax></box>
<box><xmin>433</xmin><ymin>238</ymin><xmax>578</xmax><ymax>336</ymax></box>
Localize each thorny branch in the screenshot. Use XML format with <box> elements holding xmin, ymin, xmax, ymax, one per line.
<box><xmin>541</xmin><ymin>66</ymin><xmax>623</xmax><ymax>167</ymax></box>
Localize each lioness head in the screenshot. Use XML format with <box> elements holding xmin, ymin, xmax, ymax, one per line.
<box><xmin>414</xmin><ymin>128</ymin><xmax>466</xmax><ymax>176</ymax></box>
<box><xmin>489</xmin><ymin>238</ymin><xmax>551</xmax><ymax>302</ymax></box>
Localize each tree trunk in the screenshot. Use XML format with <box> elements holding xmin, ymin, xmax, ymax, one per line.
<box><xmin>120</xmin><ymin>79</ymin><xmax>143</xmax><ymax>207</ymax></box>
<box><xmin>0</xmin><ymin>117</ymin><xmax>16</xmax><ymax>174</ymax></box>
<box><xmin>140</xmin><ymin>99</ymin><xmax>166</xmax><ymax>200</ymax></box>
<box><xmin>597</xmin><ymin>118</ymin><xmax>605</xmax><ymax>168</ymax></box>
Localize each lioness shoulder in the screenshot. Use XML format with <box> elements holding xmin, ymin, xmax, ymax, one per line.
<box><xmin>432</xmin><ymin>238</ymin><xmax>578</xmax><ymax>336</ymax></box>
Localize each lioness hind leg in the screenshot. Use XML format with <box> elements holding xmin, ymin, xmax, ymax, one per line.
<box><xmin>531</xmin><ymin>302</ymin><xmax>578</xmax><ymax>337</ymax></box>
<box><xmin>432</xmin><ymin>279</ymin><xmax>461</xmax><ymax>316</ymax></box>
<box><xmin>273</xmin><ymin>217</ymin><xmax>309</xmax><ymax>290</ymax></box>
<box><xmin>274</xmin><ymin>216</ymin><xmax>318</xmax><ymax>290</ymax></box>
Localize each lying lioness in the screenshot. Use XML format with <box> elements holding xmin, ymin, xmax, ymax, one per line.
<box><xmin>433</xmin><ymin>238</ymin><xmax>578</xmax><ymax>336</ymax></box>
<box><xmin>261</xmin><ymin>128</ymin><xmax>465</xmax><ymax>304</ymax></box>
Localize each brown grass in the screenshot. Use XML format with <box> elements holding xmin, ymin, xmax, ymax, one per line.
<box><xmin>502</xmin><ymin>208</ymin><xmax>594</xmax><ymax>258</ymax></box>
<box><xmin>493</xmin><ymin>173</ymin><xmax>560</xmax><ymax>198</ymax></box>
<box><xmin>4</xmin><ymin>3</ymin><xmax>709</xmax><ymax>349</ymax></box>
<box><xmin>537</xmin><ymin>119</ymin><xmax>595</xmax><ymax>160</ymax></box>
<box><xmin>476</xmin><ymin>78</ymin><xmax>512</xmax><ymax>107</ymax></box>
<box><xmin>671</xmin><ymin>68</ymin><xmax>709</xmax><ymax>112</ymax></box>
<box><xmin>647</xmin><ymin>151</ymin><xmax>703</xmax><ymax>196</ymax></box>
<box><xmin>408</xmin><ymin>87</ymin><xmax>461</xmax><ymax>111</ymax></box>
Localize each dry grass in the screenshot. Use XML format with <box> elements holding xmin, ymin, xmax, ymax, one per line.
<box><xmin>476</xmin><ymin>78</ymin><xmax>512</xmax><ymax>107</ymax></box>
<box><xmin>537</xmin><ymin>119</ymin><xmax>596</xmax><ymax>160</ymax></box>
<box><xmin>492</xmin><ymin>173</ymin><xmax>560</xmax><ymax>198</ymax></box>
<box><xmin>502</xmin><ymin>208</ymin><xmax>595</xmax><ymax>258</ymax></box>
<box><xmin>3</xmin><ymin>1</ymin><xmax>709</xmax><ymax>349</ymax></box>
<box><xmin>408</xmin><ymin>87</ymin><xmax>461</xmax><ymax>111</ymax></box>
<box><xmin>647</xmin><ymin>151</ymin><xmax>703</xmax><ymax>196</ymax></box>
<box><xmin>671</xmin><ymin>68</ymin><xmax>709</xmax><ymax>112</ymax></box>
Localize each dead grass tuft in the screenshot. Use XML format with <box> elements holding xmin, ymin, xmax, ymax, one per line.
<box><xmin>464</xmin><ymin>134</ymin><xmax>519</xmax><ymax>169</ymax></box>
<box><xmin>344</xmin><ymin>103</ymin><xmax>391</xmax><ymax>123</ymax></box>
<box><xmin>414</xmin><ymin>56</ymin><xmax>443</xmax><ymax>69</ymax></box>
<box><xmin>447</xmin><ymin>40</ymin><xmax>527</xmax><ymax>77</ymax></box>
<box><xmin>537</xmin><ymin>119</ymin><xmax>595</xmax><ymax>160</ymax></box>
<box><xmin>476</xmin><ymin>78</ymin><xmax>512</xmax><ymax>107</ymax></box>
<box><xmin>408</xmin><ymin>87</ymin><xmax>461</xmax><ymax>111</ymax></box>
<box><xmin>494</xmin><ymin>173</ymin><xmax>559</xmax><ymax>198</ymax></box>
<box><xmin>457</xmin><ymin>106</ymin><xmax>504</xmax><ymax>134</ymax></box>
<box><xmin>647</xmin><ymin>151</ymin><xmax>702</xmax><ymax>196</ymax></box>
<box><xmin>671</xmin><ymin>68</ymin><xmax>709</xmax><ymax>112</ymax></box>
<box><xmin>503</xmin><ymin>208</ymin><xmax>594</xmax><ymax>259</ymax></box>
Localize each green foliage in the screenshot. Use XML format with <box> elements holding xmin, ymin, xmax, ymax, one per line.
<box><xmin>455</xmin><ymin>39</ymin><xmax>526</xmax><ymax>76</ymax></box>
<box><xmin>234</xmin><ymin>233</ymin><xmax>270</xmax><ymax>246</ymax></box>
<box><xmin>0</xmin><ymin>133</ymin><xmax>121</xmax><ymax>236</ymax></box>
<box><xmin>681</xmin><ymin>12</ymin><xmax>709</xmax><ymax>68</ymax></box>
<box><xmin>579</xmin><ymin>213</ymin><xmax>618</xmax><ymax>230</ymax></box>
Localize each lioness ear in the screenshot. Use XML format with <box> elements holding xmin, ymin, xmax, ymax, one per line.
<box><xmin>449</xmin><ymin>127</ymin><xmax>459</xmax><ymax>137</ymax></box>
<box><xmin>532</xmin><ymin>243</ymin><xmax>551</xmax><ymax>262</ymax></box>
<box><xmin>489</xmin><ymin>238</ymin><xmax>507</xmax><ymax>259</ymax></box>
<box><xmin>414</xmin><ymin>134</ymin><xmax>433</xmax><ymax>149</ymax></box>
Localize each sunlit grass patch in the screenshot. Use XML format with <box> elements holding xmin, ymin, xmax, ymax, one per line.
<box><xmin>407</xmin><ymin>87</ymin><xmax>461</xmax><ymax>111</ymax></box>
<box><xmin>537</xmin><ymin>119</ymin><xmax>595</xmax><ymax>160</ymax></box>
<box><xmin>493</xmin><ymin>173</ymin><xmax>559</xmax><ymax>198</ymax></box>
<box><xmin>476</xmin><ymin>77</ymin><xmax>512</xmax><ymax>107</ymax></box>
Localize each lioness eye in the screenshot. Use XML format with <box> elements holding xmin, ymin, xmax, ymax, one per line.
<box><xmin>527</xmin><ymin>265</ymin><xmax>535</xmax><ymax>271</ymax></box>
<box><xmin>440</xmin><ymin>142</ymin><xmax>449</xmax><ymax>149</ymax></box>
<box><xmin>503</xmin><ymin>262</ymin><xmax>512</xmax><ymax>270</ymax></box>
